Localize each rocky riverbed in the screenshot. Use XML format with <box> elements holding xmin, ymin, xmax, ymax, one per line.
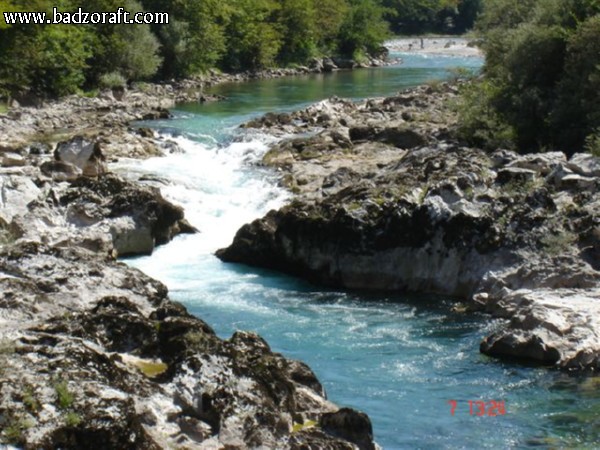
<box><xmin>218</xmin><ymin>83</ymin><xmax>600</xmax><ymax>370</ymax></box>
<box><xmin>0</xmin><ymin>84</ymin><xmax>378</xmax><ymax>447</ymax></box>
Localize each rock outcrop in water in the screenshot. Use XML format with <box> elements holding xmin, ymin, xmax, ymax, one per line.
<box><xmin>218</xmin><ymin>84</ymin><xmax>600</xmax><ymax>370</ymax></box>
<box><xmin>0</xmin><ymin>243</ymin><xmax>374</xmax><ymax>449</ymax></box>
<box><xmin>0</xmin><ymin>87</ymin><xmax>377</xmax><ymax>448</ymax></box>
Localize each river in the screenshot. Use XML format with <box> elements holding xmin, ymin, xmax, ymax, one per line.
<box><xmin>114</xmin><ymin>52</ymin><xmax>599</xmax><ymax>449</ymax></box>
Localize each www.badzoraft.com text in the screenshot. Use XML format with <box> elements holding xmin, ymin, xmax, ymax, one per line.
<box><xmin>3</xmin><ymin>8</ymin><xmax>169</xmax><ymax>25</ymax></box>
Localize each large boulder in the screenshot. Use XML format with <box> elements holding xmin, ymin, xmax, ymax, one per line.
<box><xmin>55</xmin><ymin>136</ymin><xmax>107</xmax><ymax>177</ymax></box>
<box><xmin>568</xmin><ymin>152</ymin><xmax>600</xmax><ymax>177</ymax></box>
<box><xmin>320</xmin><ymin>408</ymin><xmax>376</xmax><ymax>450</ymax></box>
<box><xmin>40</xmin><ymin>160</ymin><xmax>82</xmax><ymax>182</ymax></box>
<box><xmin>62</xmin><ymin>174</ymin><xmax>197</xmax><ymax>256</ymax></box>
<box><xmin>322</xmin><ymin>58</ymin><xmax>339</xmax><ymax>72</ymax></box>
<box><xmin>479</xmin><ymin>288</ymin><xmax>600</xmax><ymax>369</ymax></box>
<box><xmin>217</xmin><ymin>179</ymin><xmax>509</xmax><ymax>298</ymax></box>
<box><xmin>349</xmin><ymin>125</ymin><xmax>427</xmax><ymax>149</ymax></box>
<box><xmin>0</xmin><ymin>175</ymin><xmax>41</xmax><ymax>223</ymax></box>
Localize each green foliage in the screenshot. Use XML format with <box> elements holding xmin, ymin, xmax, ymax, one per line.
<box><xmin>553</xmin><ymin>15</ymin><xmax>600</xmax><ymax>152</ymax></box>
<box><xmin>276</xmin><ymin>0</ymin><xmax>317</xmax><ymax>64</ymax></box>
<box><xmin>540</xmin><ymin>231</ymin><xmax>578</xmax><ymax>256</ymax></box>
<box><xmin>145</xmin><ymin>0</ymin><xmax>230</xmax><ymax>77</ymax></box>
<box><xmin>0</xmin><ymin>0</ymin><xmax>393</xmax><ymax>95</ymax></box>
<box><xmin>99</xmin><ymin>72</ymin><xmax>127</xmax><ymax>89</ymax></box>
<box><xmin>458</xmin><ymin>0</ymin><xmax>600</xmax><ymax>155</ymax></box>
<box><xmin>338</xmin><ymin>0</ymin><xmax>390</xmax><ymax>58</ymax></box>
<box><xmin>54</xmin><ymin>381</ymin><xmax>75</xmax><ymax>410</ymax></box>
<box><xmin>112</xmin><ymin>1</ymin><xmax>162</xmax><ymax>80</ymax></box>
<box><xmin>223</xmin><ymin>0</ymin><xmax>281</xmax><ymax>71</ymax></box>
<box><xmin>85</xmin><ymin>0</ymin><xmax>162</xmax><ymax>83</ymax></box>
<box><xmin>3</xmin><ymin>417</ymin><xmax>33</xmax><ymax>445</ymax></box>
<box><xmin>0</xmin><ymin>21</ymin><xmax>91</xmax><ymax>98</ymax></box>
<box><xmin>65</xmin><ymin>412</ymin><xmax>82</xmax><ymax>427</ymax></box>
<box><xmin>313</xmin><ymin>0</ymin><xmax>349</xmax><ymax>54</ymax></box>
<box><xmin>22</xmin><ymin>386</ymin><xmax>42</xmax><ymax>413</ymax></box>
<box><xmin>453</xmin><ymin>79</ymin><xmax>516</xmax><ymax>150</ymax></box>
<box><xmin>585</xmin><ymin>128</ymin><xmax>600</xmax><ymax>157</ymax></box>
<box><xmin>383</xmin><ymin>0</ymin><xmax>482</xmax><ymax>34</ymax></box>
<box><xmin>79</xmin><ymin>88</ymin><xmax>99</xmax><ymax>98</ymax></box>
<box><xmin>447</xmin><ymin>66</ymin><xmax>477</xmax><ymax>82</ymax></box>
<box><xmin>0</xmin><ymin>0</ymin><xmax>19</xmax><ymax>29</ymax></box>
<box><xmin>492</xmin><ymin>24</ymin><xmax>566</xmax><ymax>150</ymax></box>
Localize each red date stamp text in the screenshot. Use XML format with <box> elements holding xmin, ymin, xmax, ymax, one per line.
<box><xmin>448</xmin><ymin>400</ymin><xmax>506</xmax><ymax>417</ymax></box>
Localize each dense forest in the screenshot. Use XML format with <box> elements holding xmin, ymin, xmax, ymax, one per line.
<box><xmin>0</xmin><ymin>0</ymin><xmax>479</xmax><ymax>98</ymax></box>
<box><xmin>457</xmin><ymin>0</ymin><xmax>600</xmax><ymax>156</ymax></box>
<box><xmin>1</xmin><ymin>0</ymin><xmax>598</xmax><ymax>156</ymax></box>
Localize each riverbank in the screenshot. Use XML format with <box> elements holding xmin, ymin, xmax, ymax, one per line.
<box><xmin>0</xmin><ymin>73</ymin><xmax>379</xmax><ymax>448</ymax></box>
<box><xmin>218</xmin><ymin>82</ymin><xmax>600</xmax><ymax>370</ymax></box>
<box><xmin>387</xmin><ymin>37</ymin><xmax>482</xmax><ymax>58</ymax></box>
<box><xmin>0</xmin><ymin>54</ymin><xmax>398</xmax><ymax>157</ymax></box>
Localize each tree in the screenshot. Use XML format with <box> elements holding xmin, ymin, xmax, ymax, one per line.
<box><xmin>0</xmin><ymin>25</ymin><xmax>91</xmax><ymax>98</ymax></box>
<box><xmin>112</xmin><ymin>1</ymin><xmax>162</xmax><ymax>80</ymax></box>
<box><xmin>223</xmin><ymin>0</ymin><xmax>280</xmax><ymax>71</ymax></box>
<box><xmin>312</xmin><ymin>0</ymin><xmax>349</xmax><ymax>55</ymax></box>
<box><xmin>382</xmin><ymin>0</ymin><xmax>466</xmax><ymax>34</ymax></box>
<box><xmin>0</xmin><ymin>0</ymin><xmax>20</xmax><ymax>29</ymax></box>
<box><xmin>338</xmin><ymin>0</ymin><xmax>389</xmax><ymax>59</ymax></box>
<box><xmin>81</xmin><ymin>0</ymin><xmax>162</xmax><ymax>83</ymax></box>
<box><xmin>457</xmin><ymin>0</ymin><xmax>600</xmax><ymax>155</ymax></box>
<box><xmin>553</xmin><ymin>14</ymin><xmax>600</xmax><ymax>151</ymax></box>
<box><xmin>276</xmin><ymin>0</ymin><xmax>317</xmax><ymax>64</ymax></box>
<box><xmin>143</xmin><ymin>0</ymin><xmax>230</xmax><ymax>77</ymax></box>
<box><xmin>451</xmin><ymin>0</ymin><xmax>482</xmax><ymax>33</ymax></box>
<box><xmin>0</xmin><ymin>0</ymin><xmax>92</xmax><ymax>98</ymax></box>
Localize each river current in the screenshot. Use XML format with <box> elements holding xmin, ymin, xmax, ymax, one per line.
<box><xmin>115</xmin><ymin>52</ymin><xmax>600</xmax><ymax>449</ymax></box>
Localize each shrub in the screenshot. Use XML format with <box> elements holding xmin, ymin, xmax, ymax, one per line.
<box><xmin>22</xmin><ymin>386</ymin><xmax>41</xmax><ymax>413</ymax></box>
<box><xmin>540</xmin><ymin>231</ymin><xmax>578</xmax><ymax>256</ymax></box>
<box><xmin>54</xmin><ymin>381</ymin><xmax>75</xmax><ymax>410</ymax></box>
<box><xmin>453</xmin><ymin>79</ymin><xmax>516</xmax><ymax>150</ymax></box>
<box><xmin>584</xmin><ymin>128</ymin><xmax>600</xmax><ymax>157</ymax></box>
<box><xmin>99</xmin><ymin>72</ymin><xmax>127</xmax><ymax>90</ymax></box>
<box><xmin>65</xmin><ymin>412</ymin><xmax>82</xmax><ymax>427</ymax></box>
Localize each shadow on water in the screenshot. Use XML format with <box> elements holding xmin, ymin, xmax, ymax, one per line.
<box><xmin>219</xmin><ymin>258</ymin><xmax>464</xmax><ymax>307</ymax></box>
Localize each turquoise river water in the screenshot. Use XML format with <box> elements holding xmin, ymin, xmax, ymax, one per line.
<box><xmin>116</xmin><ymin>53</ymin><xmax>600</xmax><ymax>449</ymax></box>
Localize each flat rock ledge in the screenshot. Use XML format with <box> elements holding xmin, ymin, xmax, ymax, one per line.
<box><xmin>218</xmin><ymin>83</ymin><xmax>600</xmax><ymax>370</ymax></box>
